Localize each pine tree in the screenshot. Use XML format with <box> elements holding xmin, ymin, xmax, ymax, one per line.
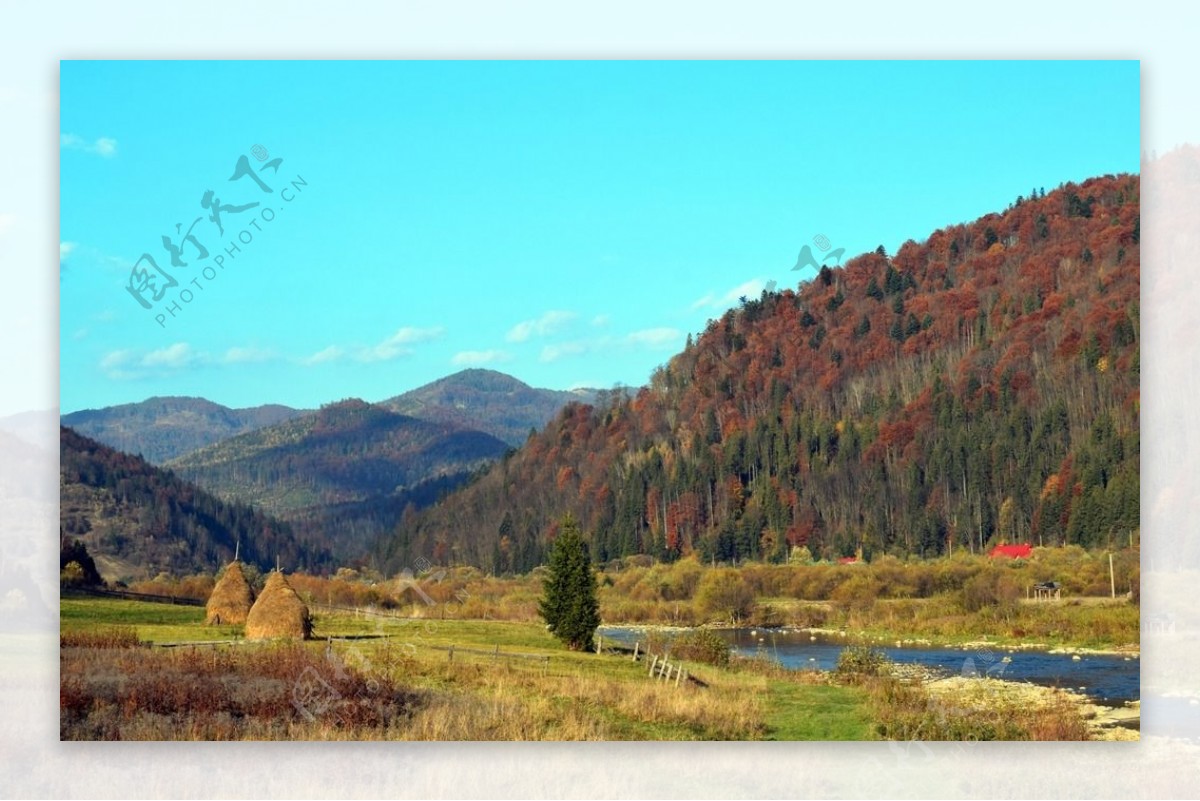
<box><xmin>538</xmin><ymin>515</ymin><xmax>600</xmax><ymax>651</ymax></box>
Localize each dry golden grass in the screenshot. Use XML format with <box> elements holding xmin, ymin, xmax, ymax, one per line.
<box><xmin>865</xmin><ymin>672</ymin><xmax>1092</xmax><ymax>741</ymax></box>
<box><xmin>60</xmin><ymin>642</ymin><xmax>416</xmax><ymax>740</ymax></box>
<box><xmin>377</xmin><ymin>645</ymin><xmax>767</xmax><ymax>740</ymax></box>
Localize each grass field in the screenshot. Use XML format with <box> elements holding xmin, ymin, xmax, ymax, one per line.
<box><xmin>59</xmin><ymin>595</ymin><xmax>877</xmax><ymax>741</ymax></box>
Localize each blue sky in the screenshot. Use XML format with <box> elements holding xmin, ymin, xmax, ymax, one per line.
<box><xmin>60</xmin><ymin>60</ymin><xmax>1140</xmax><ymax>414</ymax></box>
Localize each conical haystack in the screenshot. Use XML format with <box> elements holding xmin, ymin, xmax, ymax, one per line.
<box><xmin>245</xmin><ymin>571</ymin><xmax>311</xmax><ymax>640</ymax></box>
<box><xmin>205</xmin><ymin>561</ymin><xmax>255</xmax><ymax>625</ymax></box>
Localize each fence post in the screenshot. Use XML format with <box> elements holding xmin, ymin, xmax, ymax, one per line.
<box><xmin>675</xmin><ymin>664</ymin><xmax>683</xmax><ymax>687</ymax></box>
<box><xmin>632</xmin><ymin>641</ymin><xmax>639</xmax><ymax>662</ymax></box>
<box><xmin>659</xmin><ymin>658</ymin><xmax>669</xmax><ymax>680</ymax></box>
<box><xmin>493</xmin><ymin>644</ymin><xmax>499</xmax><ymax>662</ymax></box>
<box><xmin>596</xmin><ymin>635</ymin><xmax>602</xmax><ymax>655</ymax></box>
<box><xmin>448</xmin><ymin>645</ymin><xmax>455</xmax><ymax>662</ymax></box>
<box><xmin>649</xmin><ymin>654</ymin><xmax>659</xmax><ymax>677</ymax></box>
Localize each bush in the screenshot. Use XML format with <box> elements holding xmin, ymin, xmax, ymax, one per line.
<box><xmin>830</xmin><ymin>573</ymin><xmax>882</xmax><ymax>613</ymax></box>
<box><xmin>695</xmin><ymin>569</ymin><xmax>754</xmax><ymax>624</ymax></box>
<box><xmin>835</xmin><ymin>645</ymin><xmax>887</xmax><ymax>681</ymax></box>
<box><xmin>962</xmin><ymin>570</ymin><xmax>1021</xmax><ymax>614</ymax></box>
<box><xmin>669</xmin><ymin>629</ymin><xmax>732</xmax><ymax>667</ymax></box>
<box><xmin>60</xmin><ymin>539</ymin><xmax>103</xmax><ymax>587</ymax></box>
<box><xmin>789</xmin><ymin>546</ymin><xmax>814</xmax><ymax>565</ymax></box>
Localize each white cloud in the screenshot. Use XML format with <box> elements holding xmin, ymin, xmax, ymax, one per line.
<box><xmin>506</xmin><ymin>310</ymin><xmax>576</xmax><ymax>343</ymax></box>
<box><xmin>60</xmin><ymin>242</ymin><xmax>76</xmax><ymax>262</ymax></box>
<box><xmin>302</xmin><ymin>345</ymin><xmax>344</xmax><ymax>366</ymax></box>
<box><xmin>0</xmin><ymin>214</ymin><xmax>16</xmax><ymax>238</ymax></box>
<box><xmin>451</xmin><ymin>350</ymin><xmax>513</xmax><ymax>367</ymax></box>
<box><xmin>98</xmin><ymin>349</ymin><xmax>139</xmax><ymax>380</ymax></box>
<box><xmin>356</xmin><ymin>326</ymin><xmax>445</xmax><ymax>362</ymax></box>
<box><xmin>718</xmin><ymin>279</ymin><xmax>766</xmax><ymax>305</ymax></box>
<box><xmin>591</xmin><ymin>314</ymin><xmax>610</xmax><ymax>328</ymax></box>
<box><xmin>385</xmin><ymin>326</ymin><xmax>445</xmax><ymax>346</ymax></box>
<box><xmin>690</xmin><ymin>279</ymin><xmax>768</xmax><ymax>312</ymax></box>
<box><xmin>624</xmin><ymin>327</ymin><xmax>682</xmax><ymax>349</ymax></box>
<box><xmin>61</xmin><ymin>133</ymin><xmax>118</xmax><ymax>157</ymax></box>
<box><xmin>99</xmin><ymin>350</ymin><xmax>133</xmax><ymax>371</ymax></box>
<box><xmin>96</xmin><ymin>341</ymin><xmax>281</xmax><ymax>379</ymax></box>
<box><xmin>539</xmin><ymin>341</ymin><xmax>591</xmax><ymax>363</ymax></box>
<box><xmin>140</xmin><ymin>342</ymin><xmax>198</xmax><ymax>369</ymax></box>
<box><xmin>223</xmin><ymin>346</ymin><xmax>274</xmax><ymax>364</ymax></box>
<box><xmin>540</xmin><ymin>326</ymin><xmax>685</xmax><ymax>363</ymax></box>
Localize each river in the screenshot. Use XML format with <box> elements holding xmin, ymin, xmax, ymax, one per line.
<box><xmin>598</xmin><ymin>626</ymin><xmax>1140</xmax><ymax>704</ymax></box>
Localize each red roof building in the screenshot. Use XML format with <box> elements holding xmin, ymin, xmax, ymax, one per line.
<box><xmin>989</xmin><ymin>543</ymin><xmax>1032</xmax><ymax>559</ymax></box>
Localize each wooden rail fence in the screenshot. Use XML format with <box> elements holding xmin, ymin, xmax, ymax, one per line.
<box><xmin>66</xmin><ymin>587</ymin><xmax>205</xmax><ymax>607</ymax></box>
<box><xmin>594</xmin><ymin>635</ymin><xmax>691</xmax><ymax>690</ymax></box>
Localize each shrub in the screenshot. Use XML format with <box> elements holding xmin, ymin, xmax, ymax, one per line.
<box><xmin>695</xmin><ymin>568</ymin><xmax>754</xmax><ymax>624</ymax></box>
<box><xmin>789</xmin><ymin>546</ymin><xmax>815</xmax><ymax>565</ymax></box>
<box><xmin>830</xmin><ymin>574</ymin><xmax>882</xmax><ymax>613</ymax></box>
<box><xmin>962</xmin><ymin>570</ymin><xmax>1021</xmax><ymax>614</ymax></box>
<box><xmin>669</xmin><ymin>629</ymin><xmax>732</xmax><ymax>667</ymax></box>
<box><xmin>835</xmin><ymin>645</ymin><xmax>887</xmax><ymax>681</ymax></box>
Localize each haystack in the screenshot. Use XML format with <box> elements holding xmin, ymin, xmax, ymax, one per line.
<box><xmin>205</xmin><ymin>561</ymin><xmax>255</xmax><ymax>626</ymax></box>
<box><xmin>245</xmin><ymin>571</ymin><xmax>311</xmax><ymax>640</ymax></box>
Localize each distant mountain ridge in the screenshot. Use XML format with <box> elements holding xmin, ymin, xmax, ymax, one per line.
<box><xmin>62</xmin><ymin>371</ymin><xmax>601</xmax><ymax>566</ymax></box>
<box><xmin>63</xmin><ymin>371</ymin><xmax>598</xmax><ymax>462</ymax></box>
<box><xmin>380</xmin><ymin>369</ymin><xmax>597</xmax><ymax>447</ymax></box>
<box><xmin>166</xmin><ymin>398</ymin><xmax>512</xmax><ymax>559</ymax></box>
<box><xmin>62</xmin><ymin>396</ymin><xmax>308</xmax><ymax>464</ymax></box>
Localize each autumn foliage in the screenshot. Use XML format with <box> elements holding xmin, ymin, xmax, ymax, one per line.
<box><xmin>381</xmin><ymin>175</ymin><xmax>1139</xmax><ymax>572</ymax></box>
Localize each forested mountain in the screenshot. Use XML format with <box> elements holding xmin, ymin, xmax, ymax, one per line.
<box><xmin>168</xmin><ymin>399</ymin><xmax>511</xmax><ymax>559</ymax></box>
<box><xmin>60</xmin><ymin>426</ymin><xmax>329</xmax><ymax>581</ymax></box>
<box><xmin>380</xmin><ymin>175</ymin><xmax>1140</xmax><ymax>574</ymax></box>
<box><xmin>380</xmin><ymin>369</ymin><xmax>597</xmax><ymax>447</ymax></box>
<box><xmin>62</xmin><ymin>397</ymin><xmax>308</xmax><ymax>464</ymax></box>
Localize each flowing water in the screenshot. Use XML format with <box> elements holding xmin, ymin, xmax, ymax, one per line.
<box><xmin>598</xmin><ymin>626</ymin><xmax>1140</xmax><ymax>704</ymax></box>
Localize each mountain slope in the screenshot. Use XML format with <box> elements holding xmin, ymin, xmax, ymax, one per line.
<box><xmin>60</xmin><ymin>427</ymin><xmax>329</xmax><ymax>581</ymax></box>
<box><xmin>167</xmin><ymin>399</ymin><xmax>512</xmax><ymax>559</ymax></box>
<box><xmin>380</xmin><ymin>369</ymin><xmax>596</xmax><ymax>447</ymax></box>
<box><xmin>380</xmin><ymin>174</ymin><xmax>1140</xmax><ymax>573</ymax></box>
<box><xmin>62</xmin><ymin>397</ymin><xmax>308</xmax><ymax>464</ymax></box>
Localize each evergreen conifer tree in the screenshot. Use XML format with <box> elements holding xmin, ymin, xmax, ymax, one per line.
<box><xmin>538</xmin><ymin>515</ymin><xmax>600</xmax><ymax>650</ymax></box>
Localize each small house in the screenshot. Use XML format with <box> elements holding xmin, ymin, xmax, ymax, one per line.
<box><xmin>989</xmin><ymin>543</ymin><xmax>1032</xmax><ymax>560</ymax></box>
<box><xmin>1032</xmin><ymin>580</ymin><xmax>1062</xmax><ymax>601</ymax></box>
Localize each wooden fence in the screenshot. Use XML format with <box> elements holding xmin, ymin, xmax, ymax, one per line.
<box><xmin>66</xmin><ymin>586</ymin><xmax>205</xmax><ymax>607</ymax></box>
<box><xmin>594</xmin><ymin>635</ymin><xmax>692</xmax><ymax>689</ymax></box>
<box><xmin>435</xmin><ymin>643</ymin><xmax>550</xmax><ymax>672</ymax></box>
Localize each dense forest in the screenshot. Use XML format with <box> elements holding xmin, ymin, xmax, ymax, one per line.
<box><xmin>379</xmin><ymin>175</ymin><xmax>1140</xmax><ymax>574</ymax></box>
<box><xmin>60</xmin><ymin>426</ymin><xmax>330</xmax><ymax>578</ymax></box>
